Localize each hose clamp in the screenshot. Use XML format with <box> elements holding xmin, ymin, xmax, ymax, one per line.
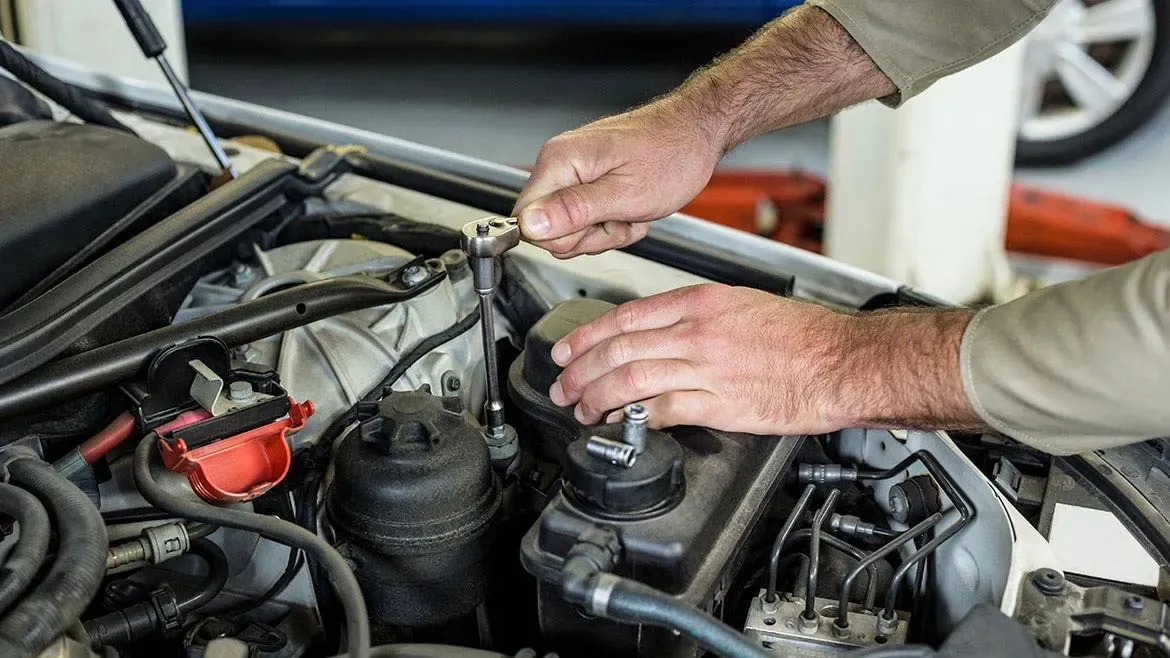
<box><xmin>590</xmin><ymin>573</ymin><xmax>620</xmax><ymax>617</ymax></box>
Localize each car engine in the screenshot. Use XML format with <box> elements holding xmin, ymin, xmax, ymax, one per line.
<box><xmin>0</xmin><ymin>47</ymin><xmax>1165</xmax><ymax>658</ymax></box>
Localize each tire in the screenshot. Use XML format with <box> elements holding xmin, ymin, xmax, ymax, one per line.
<box><xmin>1015</xmin><ymin>0</ymin><xmax>1170</xmax><ymax>166</ymax></box>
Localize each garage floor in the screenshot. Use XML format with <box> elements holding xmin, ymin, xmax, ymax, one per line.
<box><xmin>188</xmin><ymin>33</ymin><xmax>1170</xmax><ymax>223</ymax></box>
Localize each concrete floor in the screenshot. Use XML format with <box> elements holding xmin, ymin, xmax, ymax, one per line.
<box><xmin>188</xmin><ymin>38</ymin><xmax>1170</xmax><ymax>222</ymax></box>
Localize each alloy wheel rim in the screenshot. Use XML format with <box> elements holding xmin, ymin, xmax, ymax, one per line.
<box><xmin>1019</xmin><ymin>0</ymin><xmax>1157</xmax><ymax>142</ymax></box>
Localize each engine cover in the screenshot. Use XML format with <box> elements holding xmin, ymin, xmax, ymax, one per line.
<box><xmin>0</xmin><ymin>121</ymin><xmax>176</xmax><ymax>310</ymax></box>
<box><xmin>175</xmin><ymin>238</ymin><xmax>484</xmax><ymax>449</ymax></box>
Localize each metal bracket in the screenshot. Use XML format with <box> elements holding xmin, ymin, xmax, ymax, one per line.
<box><xmin>188</xmin><ymin>359</ymin><xmax>274</xmax><ymax>417</ymax></box>
<box><xmin>1015</xmin><ymin>568</ymin><xmax>1170</xmax><ymax>653</ymax></box>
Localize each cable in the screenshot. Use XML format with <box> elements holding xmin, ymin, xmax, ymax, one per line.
<box><xmin>804</xmin><ymin>490</ymin><xmax>841</xmax><ymax>620</ymax></box>
<box><xmin>0</xmin><ymin>455</ymin><xmax>108</xmax><ymax>658</ymax></box>
<box><xmin>131</xmin><ymin>436</ymin><xmax>369</xmax><ymax>658</ymax></box>
<box><xmin>79</xmin><ymin>411</ymin><xmax>137</xmax><ymax>463</ymax></box>
<box><xmin>766</xmin><ymin>484</ymin><xmax>816</xmax><ymax>603</ymax></box>
<box><xmin>0</xmin><ymin>39</ymin><xmax>134</xmax><ymax>133</ymax></box>
<box><xmin>364</xmin><ymin>309</ymin><xmax>480</xmax><ymax>403</ymax></box>
<box><xmin>0</xmin><ymin>483</ymin><xmax>50</xmax><ymax>615</ymax></box>
<box><xmin>215</xmin><ymin>544</ymin><xmax>304</xmax><ymax>617</ymax></box>
<box><xmin>176</xmin><ymin>539</ymin><xmax>229</xmax><ymax>614</ymax></box>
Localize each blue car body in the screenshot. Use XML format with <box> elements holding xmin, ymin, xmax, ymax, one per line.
<box><xmin>183</xmin><ymin>1</ymin><xmax>802</xmax><ymax>26</ymax></box>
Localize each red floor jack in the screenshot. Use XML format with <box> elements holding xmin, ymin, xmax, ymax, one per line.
<box><xmin>681</xmin><ymin>170</ymin><xmax>1170</xmax><ymax>267</ymax></box>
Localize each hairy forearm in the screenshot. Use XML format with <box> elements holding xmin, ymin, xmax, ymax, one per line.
<box><xmin>824</xmin><ymin>309</ymin><xmax>984</xmax><ymax>431</ymax></box>
<box><xmin>665</xmin><ymin>5</ymin><xmax>895</xmax><ymax>152</ymax></box>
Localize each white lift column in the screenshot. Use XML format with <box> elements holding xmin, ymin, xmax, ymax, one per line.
<box><xmin>823</xmin><ymin>42</ymin><xmax>1027</xmax><ymax>303</ymax></box>
<box><xmin>10</xmin><ymin>0</ymin><xmax>186</xmax><ymax>84</ymax></box>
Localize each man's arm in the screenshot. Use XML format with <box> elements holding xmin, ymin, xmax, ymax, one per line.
<box><xmin>962</xmin><ymin>250</ymin><xmax>1170</xmax><ymax>455</ymax></box>
<box><xmin>515</xmin><ymin>0</ymin><xmax>1060</xmax><ymax>257</ymax></box>
<box><xmin>809</xmin><ymin>0</ymin><xmax>1058</xmax><ymax>106</ymax></box>
<box><xmin>668</xmin><ymin>6</ymin><xmax>895</xmax><ymax>156</ymax></box>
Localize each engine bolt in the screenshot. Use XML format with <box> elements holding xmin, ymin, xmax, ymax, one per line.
<box><xmin>1032</xmin><ymin>568</ymin><xmax>1066</xmax><ymax>596</ymax></box>
<box><xmin>876</xmin><ymin>612</ymin><xmax>899</xmax><ymax>637</ymax></box>
<box><xmin>797</xmin><ymin>612</ymin><xmax>819</xmax><ymax>635</ymax></box>
<box><xmin>1126</xmin><ymin>594</ymin><xmax>1145</xmax><ymax>612</ymax></box>
<box><xmin>586</xmin><ymin>436</ymin><xmax>637</xmax><ymax>468</ymax></box>
<box><xmin>401</xmin><ymin>265</ymin><xmax>429</xmax><ymax>287</ymax></box>
<box><xmin>228</xmin><ymin>381</ymin><xmax>254</xmax><ymax>401</ymax></box>
<box><xmin>442</xmin><ymin>371</ymin><xmax>462</xmax><ymax>394</ymax></box>
<box><xmin>621</xmin><ymin>403</ymin><xmax>649</xmax><ymax>454</ymax></box>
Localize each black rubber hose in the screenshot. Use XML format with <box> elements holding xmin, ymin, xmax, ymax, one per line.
<box><xmin>0</xmin><ymin>39</ymin><xmax>134</xmax><ymax>133</ymax></box>
<box><xmin>0</xmin><ymin>456</ymin><xmax>108</xmax><ymax>658</ymax></box>
<box><xmin>176</xmin><ymin>539</ymin><xmax>229</xmax><ymax>614</ymax></box>
<box><xmin>602</xmin><ymin>576</ymin><xmax>770</xmax><ymax>658</ymax></box>
<box><xmin>187</xmin><ymin>522</ymin><xmax>218</xmax><ymax>541</ymax></box>
<box><xmin>766</xmin><ymin>484</ymin><xmax>816</xmax><ymax>603</ymax></box>
<box><xmin>0</xmin><ymin>483</ymin><xmax>50</xmax><ymax>615</ymax></box>
<box><xmin>131</xmin><ymin>436</ymin><xmax>370</xmax><ymax>658</ymax></box>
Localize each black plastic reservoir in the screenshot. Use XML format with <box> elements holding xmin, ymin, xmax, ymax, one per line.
<box><xmin>326</xmin><ymin>389</ymin><xmax>500</xmax><ymax>642</ymax></box>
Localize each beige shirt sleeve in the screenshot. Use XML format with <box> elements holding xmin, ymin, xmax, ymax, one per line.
<box><xmin>806</xmin><ymin>0</ymin><xmax>1059</xmax><ymax>106</ymax></box>
<box><xmin>960</xmin><ymin>250</ymin><xmax>1170</xmax><ymax>456</ymax></box>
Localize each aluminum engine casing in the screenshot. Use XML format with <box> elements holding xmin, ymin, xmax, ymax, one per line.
<box><xmin>174</xmin><ymin>238</ymin><xmax>485</xmax><ymax>449</ymax></box>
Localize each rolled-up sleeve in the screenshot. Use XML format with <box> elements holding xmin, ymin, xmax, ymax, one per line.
<box><xmin>807</xmin><ymin>0</ymin><xmax>1060</xmax><ymax>105</ymax></box>
<box><xmin>960</xmin><ymin>251</ymin><xmax>1170</xmax><ymax>456</ymax></box>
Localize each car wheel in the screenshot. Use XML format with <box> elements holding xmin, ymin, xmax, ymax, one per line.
<box><xmin>1015</xmin><ymin>0</ymin><xmax>1170</xmax><ymax>166</ymax></box>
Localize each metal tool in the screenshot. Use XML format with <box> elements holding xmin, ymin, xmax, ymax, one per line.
<box><xmin>112</xmin><ymin>0</ymin><xmax>238</xmax><ymax>178</ymax></box>
<box><xmin>460</xmin><ymin>217</ymin><xmax>521</xmax><ymax>457</ymax></box>
<box><xmin>585</xmin><ymin>436</ymin><xmax>637</xmax><ymax>468</ymax></box>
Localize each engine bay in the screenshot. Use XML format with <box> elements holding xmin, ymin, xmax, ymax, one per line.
<box><xmin>0</xmin><ymin>54</ymin><xmax>1166</xmax><ymax>658</ymax></box>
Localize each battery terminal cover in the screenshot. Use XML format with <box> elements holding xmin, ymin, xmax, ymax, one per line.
<box><xmin>158</xmin><ymin>398</ymin><xmax>314</xmax><ymax>504</ymax></box>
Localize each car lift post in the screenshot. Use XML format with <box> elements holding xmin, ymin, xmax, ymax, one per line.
<box><xmin>822</xmin><ymin>39</ymin><xmax>1028</xmax><ymax>304</ymax></box>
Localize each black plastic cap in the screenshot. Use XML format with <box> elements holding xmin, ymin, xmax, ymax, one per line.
<box><xmin>564</xmin><ymin>424</ymin><xmax>685</xmax><ymax>518</ymax></box>
<box><xmin>328</xmin><ymin>389</ymin><xmax>499</xmax><ymax>552</ymax></box>
<box><xmin>522</xmin><ymin>299</ymin><xmax>614</xmax><ymax>394</ymax></box>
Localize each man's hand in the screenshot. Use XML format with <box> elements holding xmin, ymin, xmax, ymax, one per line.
<box><xmin>547</xmin><ymin>284</ymin><xmax>982</xmax><ymax>436</ymax></box>
<box><xmin>513</xmin><ymin>99</ymin><xmax>723</xmax><ymax>259</ymax></box>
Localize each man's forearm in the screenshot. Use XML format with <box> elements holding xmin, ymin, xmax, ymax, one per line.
<box><xmin>665</xmin><ymin>6</ymin><xmax>895</xmax><ymax>153</ymax></box>
<box><xmin>824</xmin><ymin>309</ymin><xmax>985</xmax><ymax>432</ymax></box>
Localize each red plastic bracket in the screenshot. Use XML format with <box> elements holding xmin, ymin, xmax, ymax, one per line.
<box><xmin>158</xmin><ymin>398</ymin><xmax>314</xmax><ymax>504</ymax></box>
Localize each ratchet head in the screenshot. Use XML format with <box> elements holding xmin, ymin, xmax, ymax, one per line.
<box><xmin>461</xmin><ymin>217</ymin><xmax>522</xmax><ymax>293</ymax></box>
